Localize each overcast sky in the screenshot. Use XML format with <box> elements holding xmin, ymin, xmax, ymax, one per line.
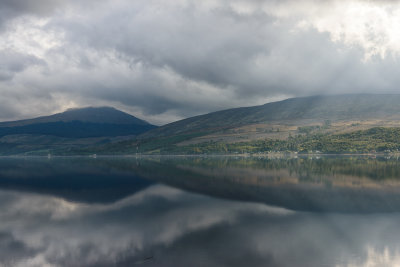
<box><xmin>1</xmin><ymin>0</ymin><xmax>400</xmax><ymax>125</ymax></box>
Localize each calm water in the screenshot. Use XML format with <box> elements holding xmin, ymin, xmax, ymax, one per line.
<box><xmin>1</xmin><ymin>156</ymin><xmax>400</xmax><ymax>266</ymax></box>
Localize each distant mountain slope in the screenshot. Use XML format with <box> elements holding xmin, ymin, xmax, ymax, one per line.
<box><xmin>0</xmin><ymin>107</ymin><xmax>157</xmax><ymax>138</ymax></box>
<box><xmin>142</xmin><ymin>94</ymin><xmax>400</xmax><ymax>138</ymax></box>
<box><xmin>0</xmin><ymin>107</ymin><xmax>150</xmax><ymax>127</ymax></box>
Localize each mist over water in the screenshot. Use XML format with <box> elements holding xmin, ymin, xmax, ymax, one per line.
<box><xmin>1</xmin><ymin>156</ymin><xmax>400</xmax><ymax>266</ymax></box>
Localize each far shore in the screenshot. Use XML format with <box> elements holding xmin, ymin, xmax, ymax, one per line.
<box><xmin>2</xmin><ymin>152</ymin><xmax>400</xmax><ymax>158</ymax></box>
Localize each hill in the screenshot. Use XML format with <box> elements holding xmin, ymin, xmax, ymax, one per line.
<box><xmin>129</xmin><ymin>94</ymin><xmax>400</xmax><ymax>150</ymax></box>
<box><xmin>142</xmin><ymin>94</ymin><xmax>400</xmax><ymax>138</ymax></box>
<box><xmin>66</xmin><ymin>94</ymin><xmax>398</xmax><ymax>155</ymax></box>
<box><xmin>4</xmin><ymin>94</ymin><xmax>400</xmax><ymax>155</ymax></box>
<box><xmin>0</xmin><ymin>107</ymin><xmax>157</xmax><ymax>155</ymax></box>
<box><xmin>0</xmin><ymin>107</ymin><xmax>150</xmax><ymax>127</ymax></box>
<box><xmin>0</xmin><ymin>107</ymin><xmax>156</xmax><ymax>138</ymax></box>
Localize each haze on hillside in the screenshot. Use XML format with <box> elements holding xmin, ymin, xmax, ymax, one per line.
<box><xmin>1</xmin><ymin>0</ymin><xmax>400</xmax><ymax>125</ymax></box>
<box><xmin>145</xmin><ymin>94</ymin><xmax>400</xmax><ymax>138</ymax></box>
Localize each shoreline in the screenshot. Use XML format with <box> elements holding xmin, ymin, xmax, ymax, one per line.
<box><xmin>1</xmin><ymin>152</ymin><xmax>399</xmax><ymax>159</ymax></box>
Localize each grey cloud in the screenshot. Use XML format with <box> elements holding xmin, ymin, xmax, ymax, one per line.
<box><xmin>0</xmin><ymin>0</ymin><xmax>63</xmax><ymax>15</ymax></box>
<box><xmin>59</xmin><ymin>3</ymin><xmax>279</xmax><ymax>89</ymax></box>
<box><xmin>0</xmin><ymin>0</ymin><xmax>66</xmax><ymax>30</ymax></box>
<box><xmin>0</xmin><ymin>94</ymin><xmax>30</xmax><ymax>120</ymax></box>
<box><xmin>0</xmin><ymin>71</ymin><xmax>13</xmax><ymax>81</ymax></box>
<box><xmin>55</xmin><ymin>1</ymin><xmax>400</xmax><ymax>110</ymax></box>
<box><xmin>0</xmin><ymin>232</ymin><xmax>40</xmax><ymax>264</ymax></box>
<box><xmin>1</xmin><ymin>0</ymin><xmax>400</xmax><ymax>124</ymax></box>
<box><xmin>0</xmin><ymin>50</ymin><xmax>45</xmax><ymax>81</ymax></box>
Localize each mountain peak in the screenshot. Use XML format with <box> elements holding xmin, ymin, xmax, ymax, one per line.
<box><xmin>0</xmin><ymin>106</ymin><xmax>151</xmax><ymax>127</ymax></box>
<box><xmin>0</xmin><ymin>107</ymin><xmax>157</xmax><ymax>138</ymax></box>
<box><xmin>51</xmin><ymin>106</ymin><xmax>150</xmax><ymax>125</ymax></box>
<box><xmin>65</xmin><ymin>106</ymin><xmax>118</xmax><ymax>113</ymax></box>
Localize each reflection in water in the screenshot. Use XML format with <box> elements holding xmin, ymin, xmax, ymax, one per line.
<box><xmin>137</xmin><ymin>156</ymin><xmax>400</xmax><ymax>213</ymax></box>
<box><xmin>0</xmin><ymin>156</ymin><xmax>400</xmax><ymax>266</ymax></box>
<box><xmin>0</xmin><ymin>157</ymin><xmax>153</xmax><ymax>203</ymax></box>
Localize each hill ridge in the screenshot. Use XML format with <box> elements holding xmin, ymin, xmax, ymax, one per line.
<box><xmin>141</xmin><ymin>94</ymin><xmax>400</xmax><ymax>138</ymax></box>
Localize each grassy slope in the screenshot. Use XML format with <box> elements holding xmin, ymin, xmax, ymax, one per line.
<box><xmin>54</xmin><ymin>127</ymin><xmax>400</xmax><ymax>155</ymax></box>
<box><xmin>170</xmin><ymin>127</ymin><xmax>400</xmax><ymax>154</ymax></box>
<box><xmin>141</xmin><ymin>94</ymin><xmax>400</xmax><ymax>139</ymax></box>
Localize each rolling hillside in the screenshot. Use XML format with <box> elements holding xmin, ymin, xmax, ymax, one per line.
<box><xmin>69</xmin><ymin>94</ymin><xmax>399</xmax><ymax>155</ymax></box>
<box><xmin>142</xmin><ymin>94</ymin><xmax>400</xmax><ymax>139</ymax></box>
<box><xmin>3</xmin><ymin>94</ymin><xmax>400</xmax><ymax>155</ymax></box>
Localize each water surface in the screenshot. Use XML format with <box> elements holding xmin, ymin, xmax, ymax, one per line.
<box><xmin>1</xmin><ymin>156</ymin><xmax>400</xmax><ymax>266</ymax></box>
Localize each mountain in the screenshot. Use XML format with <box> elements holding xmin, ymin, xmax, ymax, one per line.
<box><xmin>0</xmin><ymin>107</ymin><xmax>157</xmax><ymax>139</ymax></box>
<box><xmin>142</xmin><ymin>94</ymin><xmax>400</xmax><ymax>139</ymax></box>
<box><xmin>95</xmin><ymin>94</ymin><xmax>400</xmax><ymax>154</ymax></box>
<box><xmin>0</xmin><ymin>107</ymin><xmax>150</xmax><ymax>127</ymax></box>
<box><xmin>4</xmin><ymin>94</ymin><xmax>400</xmax><ymax>155</ymax></box>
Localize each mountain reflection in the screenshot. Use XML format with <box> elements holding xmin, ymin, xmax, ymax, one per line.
<box><xmin>0</xmin><ymin>157</ymin><xmax>153</xmax><ymax>203</ymax></box>
<box><xmin>136</xmin><ymin>156</ymin><xmax>400</xmax><ymax>213</ymax></box>
<box><xmin>1</xmin><ymin>156</ymin><xmax>400</xmax><ymax>266</ymax></box>
<box><xmin>1</xmin><ymin>156</ymin><xmax>400</xmax><ymax>211</ymax></box>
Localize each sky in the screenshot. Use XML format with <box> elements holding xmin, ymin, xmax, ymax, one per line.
<box><xmin>1</xmin><ymin>0</ymin><xmax>400</xmax><ymax>125</ymax></box>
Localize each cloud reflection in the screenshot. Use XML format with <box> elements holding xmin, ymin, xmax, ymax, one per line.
<box><xmin>0</xmin><ymin>183</ymin><xmax>399</xmax><ymax>267</ymax></box>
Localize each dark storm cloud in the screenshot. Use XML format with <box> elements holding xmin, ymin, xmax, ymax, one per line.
<box><xmin>0</xmin><ymin>0</ymin><xmax>65</xmax><ymax>29</ymax></box>
<box><xmin>0</xmin><ymin>232</ymin><xmax>40</xmax><ymax>264</ymax></box>
<box><xmin>0</xmin><ymin>0</ymin><xmax>63</xmax><ymax>14</ymax></box>
<box><xmin>1</xmin><ymin>0</ymin><xmax>400</xmax><ymax>124</ymax></box>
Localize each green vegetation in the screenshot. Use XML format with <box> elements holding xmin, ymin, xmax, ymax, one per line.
<box><xmin>7</xmin><ymin>126</ymin><xmax>400</xmax><ymax>156</ymax></box>
<box><xmin>60</xmin><ymin>132</ymin><xmax>210</xmax><ymax>155</ymax></box>
<box><xmin>297</xmin><ymin>121</ymin><xmax>331</xmax><ymax>134</ymax></box>
<box><xmin>298</xmin><ymin>125</ymin><xmax>321</xmax><ymax>134</ymax></box>
<box><xmin>136</xmin><ymin>127</ymin><xmax>400</xmax><ymax>154</ymax></box>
